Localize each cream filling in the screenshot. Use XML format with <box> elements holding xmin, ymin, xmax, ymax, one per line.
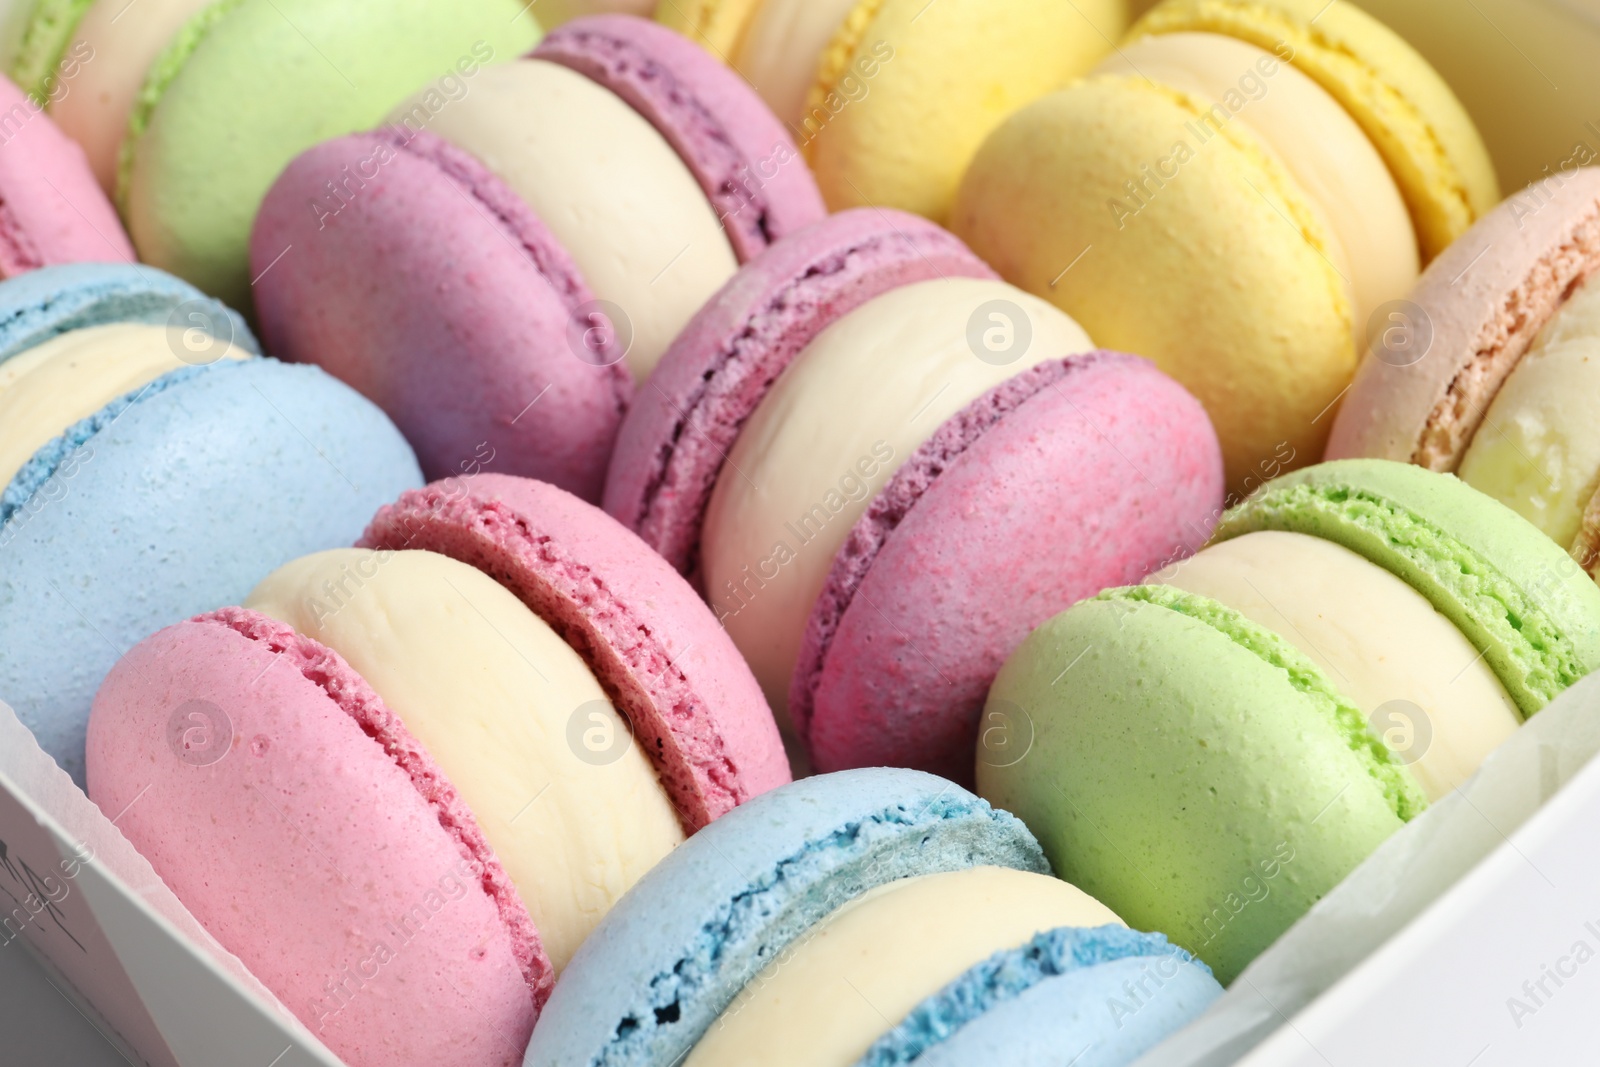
<box><xmin>48</xmin><ymin>0</ymin><xmax>216</xmax><ymax>193</ymax></box>
<box><xmin>686</xmin><ymin>867</ymin><xmax>1123</xmax><ymax>1067</ymax></box>
<box><xmin>1095</xmin><ymin>33</ymin><xmax>1419</xmax><ymax>335</ymax></box>
<box><xmin>1154</xmin><ymin>530</ymin><xmax>1520</xmax><ymax>800</ymax></box>
<box><xmin>0</xmin><ymin>321</ymin><xmax>247</xmax><ymax>492</ymax></box>
<box><xmin>395</xmin><ymin>59</ymin><xmax>738</xmax><ymax>382</ymax></box>
<box><xmin>701</xmin><ymin>277</ymin><xmax>1093</xmax><ymax>719</ymax></box>
<box><xmin>246</xmin><ymin>549</ymin><xmax>686</xmax><ymax>972</ymax></box>
<box><xmin>1458</xmin><ymin>272</ymin><xmax>1600</xmax><ymax>548</ymax></box>
<box><xmin>732</xmin><ymin>0</ymin><xmax>859</xmax><ymax>127</ymax></box>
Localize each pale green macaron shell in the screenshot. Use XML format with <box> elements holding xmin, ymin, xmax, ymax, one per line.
<box><xmin>118</xmin><ymin>0</ymin><xmax>540</xmax><ymax>310</ymax></box>
<box><xmin>980</xmin><ymin>583</ymin><xmax>1424</xmax><ymax>986</ymax></box>
<box><xmin>9</xmin><ymin>0</ymin><xmax>92</xmax><ymax>99</ymax></box>
<box><xmin>979</xmin><ymin>459</ymin><xmax>1600</xmax><ymax>984</ymax></box>
<box><xmin>1213</xmin><ymin>458</ymin><xmax>1600</xmax><ymax>718</ymax></box>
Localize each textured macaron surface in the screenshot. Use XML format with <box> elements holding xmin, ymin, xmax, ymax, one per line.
<box><xmin>1214</xmin><ymin>459</ymin><xmax>1600</xmax><ymax>717</ymax></box>
<box><xmin>1131</xmin><ymin>0</ymin><xmax>1498</xmax><ymax>261</ymax></box>
<box><xmin>0</xmin><ymin>262</ymin><xmax>255</xmax><ymax>363</ymax></box>
<box><xmin>604</xmin><ymin>208</ymin><xmax>994</xmax><ymax>573</ymax></box>
<box><xmin>8</xmin><ymin>0</ymin><xmax>91</xmax><ymax>98</ymax></box>
<box><xmin>359</xmin><ymin>474</ymin><xmax>789</xmax><ymax>832</ymax></box>
<box><xmin>253</xmin><ymin>128</ymin><xmax>630</xmax><ymax>501</ymax></box>
<box><xmin>0</xmin><ymin>357</ymin><xmax>422</xmax><ymax>785</ymax></box>
<box><xmin>858</xmin><ymin>926</ymin><xmax>1219</xmax><ymax>1067</ymax></box>
<box><xmin>533</xmin><ymin>15</ymin><xmax>824</xmax><ymax>263</ymax></box>
<box><xmin>979</xmin><ymin>586</ymin><xmax>1420</xmax><ymax>984</ymax></box>
<box><xmin>119</xmin><ymin>0</ymin><xmax>540</xmax><ymax>309</ymax></box>
<box><xmin>525</xmin><ymin>768</ymin><xmax>1049</xmax><ymax>1067</ymax></box>
<box><xmin>0</xmin><ymin>74</ymin><xmax>133</xmax><ymax>275</ymax></box>
<box><xmin>87</xmin><ymin>612</ymin><xmax>543</xmax><ymax>1067</ymax></box>
<box><xmin>793</xmin><ymin>353</ymin><xmax>1224</xmax><ymax>783</ymax></box>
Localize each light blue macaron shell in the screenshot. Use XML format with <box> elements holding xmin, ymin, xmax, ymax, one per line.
<box><xmin>858</xmin><ymin>926</ymin><xmax>1221</xmax><ymax>1067</ymax></box>
<box><xmin>0</xmin><ymin>263</ymin><xmax>259</xmax><ymax>364</ymax></box>
<box><xmin>0</xmin><ymin>349</ymin><xmax>422</xmax><ymax>786</ymax></box>
<box><xmin>525</xmin><ymin>768</ymin><xmax>1051</xmax><ymax>1067</ymax></box>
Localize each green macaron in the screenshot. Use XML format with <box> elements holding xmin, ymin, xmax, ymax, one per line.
<box><xmin>117</xmin><ymin>0</ymin><xmax>540</xmax><ymax>311</ymax></box>
<box><xmin>978</xmin><ymin>459</ymin><xmax>1600</xmax><ymax>984</ymax></box>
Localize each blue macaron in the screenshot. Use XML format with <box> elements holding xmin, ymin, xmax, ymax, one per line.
<box><xmin>0</xmin><ymin>264</ymin><xmax>423</xmax><ymax>784</ymax></box>
<box><xmin>526</xmin><ymin>767</ymin><xmax>1219</xmax><ymax>1066</ymax></box>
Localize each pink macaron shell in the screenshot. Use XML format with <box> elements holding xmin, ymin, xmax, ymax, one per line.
<box><xmin>1327</xmin><ymin>167</ymin><xmax>1600</xmax><ymax>468</ymax></box>
<box><xmin>533</xmin><ymin>15</ymin><xmax>825</xmax><ymax>264</ymax></box>
<box><xmin>358</xmin><ymin>473</ymin><xmax>789</xmax><ymax>831</ymax></box>
<box><xmin>251</xmin><ymin>128</ymin><xmax>630</xmax><ymax>503</ymax></box>
<box><xmin>603</xmin><ymin>208</ymin><xmax>996</xmax><ymax>576</ymax></box>
<box><xmin>86</xmin><ymin>611</ymin><xmax>545</xmax><ymax>1067</ymax></box>
<box><xmin>0</xmin><ymin>76</ymin><xmax>133</xmax><ymax>276</ymax></box>
<box><xmin>795</xmin><ymin>354</ymin><xmax>1225</xmax><ymax>785</ymax></box>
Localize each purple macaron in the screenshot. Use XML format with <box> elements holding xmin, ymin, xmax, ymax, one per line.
<box><xmin>604</xmin><ymin>210</ymin><xmax>1227</xmax><ymax>782</ymax></box>
<box><xmin>250</xmin><ymin>15</ymin><xmax>825</xmax><ymax>504</ymax></box>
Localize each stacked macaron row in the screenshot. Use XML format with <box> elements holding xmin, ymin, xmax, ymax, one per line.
<box><xmin>980</xmin><ymin>459</ymin><xmax>1600</xmax><ymax>983</ymax></box>
<box><xmin>1329</xmin><ymin>168</ymin><xmax>1600</xmax><ymax>578</ymax></box>
<box><xmin>0</xmin><ymin>263</ymin><xmax>422</xmax><ymax>785</ymax></box>
<box><xmin>251</xmin><ymin>14</ymin><xmax>826</xmax><ymax>502</ymax></box>
<box><xmin>87</xmin><ymin>474</ymin><xmax>789</xmax><ymax>1067</ymax></box>
<box><xmin>954</xmin><ymin>0</ymin><xmax>1498</xmax><ymax>496</ymax></box>
<box><xmin>530</xmin><ymin>768</ymin><xmax>1223</xmax><ymax>1067</ymax></box>
<box><xmin>605</xmin><ymin>208</ymin><xmax>1225</xmax><ymax>781</ymax></box>
<box><xmin>0</xmin><ymin>70</ymin><xmax>132</xmax><ymax>275</ymax></box>
<box><xmin>8</xmin><ymin>0</ymin><xmax>541</xmax><ymax>307</ymax></box>
<box><xmin>655</xmin><ymin>0</ymin><xmax>1129</xmax><ymax>223</ymax></box>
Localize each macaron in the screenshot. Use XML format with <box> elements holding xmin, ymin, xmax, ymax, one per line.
<box><xmin>979</xmin><ymin>458</ymin><xmax>1600</xmax><ymax>983</ymax></box>
<box><xmin>0</xmin><ymin>262</ymin><xmax>423</xmax><ymax>785</ymax></box>
<box><xmin>538</xmin><ymin>0</ymin><xmax>657</xmax><ymax>28</ymax></box>
<box><xmin>40</xmin><ymin>0</ymin><xmax>542</xmax><ymax>309</ymax></box>
<box><xmin>527</xmin><ymin>767</ymin><xmax>1222</xmax><ymax>1066</ymax></box>
<box><xmin>251</xmin><ymin>14</ymin><xmax>825</xmax><ymax>502</ymax></box>
<box><xmin>0</xmin><ymin>72</ymin><xmax>133</xmax><ymax>275</ymax></box>
<box><xmin>605</xmin><ymin>208</ymin><xmax>1224</xmax><ymax>782</ymax></box>
<box><xmin>953</xmin><ymin>0</ymin><xmax>1498</xmax><ymax>495</ymax></box>
<box><xmin>86</xmin><ymin>473</ymin><xmax>788</xmax><ymax>1067</ymax></box>
<box><xmin>656</xmin><ymin>0</ymin><xmax>1128</xmax><ymax>224</ymax></box>
<box><xmin>1327</xmin><ymin>167</ymin><xmax>1600</xmax><ymax>575</ymax></box>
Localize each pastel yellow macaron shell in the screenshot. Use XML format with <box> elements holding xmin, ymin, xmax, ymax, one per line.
<box><xmin>954</xmin><ymin>75</ymin><xmax>1350</xmax><ymax>493</ymax></box>
<box><xmin>655</xmin><ymin>0</ymin><xmax>765</xmax><ymax>57</ymax></box>
<box><xmin>1130</xmin><ymin>0</ymin><xmax>1499</xmax><ymax>261</ymax></box>
<box><xmin>805</xmin><ymin>0</ymin><xmax>1126</xmax><ymax>222</ymax></box>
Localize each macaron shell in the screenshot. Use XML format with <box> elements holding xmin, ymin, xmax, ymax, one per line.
<box><xmin>978</xmin><ymin>592</ymin><xmax>1413</xmax><ymax>984</ymax></box>
<box><xmin>86</xmin><ymin>614</ymin><xmax>542</xmax><ymax>1067</ymax></box>
<box><xmin>526</xmin><ymin>767</ymin><xmax>1049</xmax><ymax>1067</ymax></box>
<box><xmin>0</xmin><ymin>359</ymin><xmax>423</xmax><ymax>785</ymax></box>
<box><xmin>796</xmin><ymin>354</ymin><xmax>1224</xmax><ymax>784</ymax></box>
<box><xmin>804</xmin><ymin>0</ymin><xmax>1125</xmax><ymax>222</ymax></box>
<box><xmin>533</xmin><ymin>14</ymin><xmax>825</xmax><ymax>263</ymax></box>
<box><xmin>120</xmin><ymin>0</ymin><xmax>540</xmax><ymax>309</ymax></box>
<box><xmin>1132</xmin><ymin>0</ymin><xmax>1498</xmax><ymax>260</ymax></box>
<box><xmin>953</xmin><ymin>74</ymin><xmax>1350</xmax><ymax>494</ymax></box>
<box><xmin>8</xmin><ymin>0</ymin><xmax>90</xmax><ymax>98</ymax></box>
<box><xmin>358</xmin><ymin>472</ymin><xmax>789</xmax><ymax>831</ymax></box>
<box><xmin>252</xmin><ymin>129</ymin><xmax>629</xmax><ymax>502</ymax></box>
<box><xmin>603</xmin><ymin>208</ymin><xmax>995</xmax><ymax>573</ymax></box>
<box><xmin>0</xmin><ymin>262</ymin><xmax>256</xmax><ymax>363</ymax></box>
<box><xmin>1327</xmin><ymin>167</ymin><xmax>1600</xmax><ymax>471</ymax></box>
<box><xmin>1213</xmin><ymin>458</ymin><xmax>1600</xmax><ymax>715</ymax></box>
<box><xmin>654</xmin><ymin>0</ymin><xmax>763</xmax><ymax>56</ymax></box>
<box><xmin>0</xmin><ymin>75</ymin><xmax>133</xmax><ymax>275</ymax></box>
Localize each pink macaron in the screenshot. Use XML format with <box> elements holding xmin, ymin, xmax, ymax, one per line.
<box><xmin>604</xmin><ymin>209</ymin><xmax>1226</xmax><ymax>782</ymax></box>
<box><xmin>0</xmin><ymin>75</ymin><xmax>133</xmax><ymax>275</ymax></box>
<box><xmin>87</xmin><ymin>473</ymin><xmax>787</xmax><ymax>1067</ymax></box>
<box><xmin>251</xmin><ymin>15</ymin><xmax>825</xmax><ymax>504</ymax></box>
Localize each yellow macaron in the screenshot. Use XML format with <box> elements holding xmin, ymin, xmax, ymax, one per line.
<box><xmin>953</xmin><ymin>0</ymin><xmax>1496</xmax><ymax>494</ymax></box>
<box><xmin>656</xmin><ymin>0</ymin><xmax>1127</xmax><ymax>223</ymax></box>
